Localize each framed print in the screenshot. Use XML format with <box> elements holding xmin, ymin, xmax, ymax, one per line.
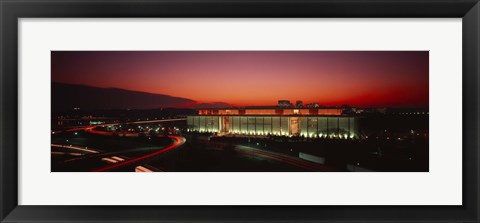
<box><xmin>1</xmin><ymin>0</ymin><xmax>479</xmax><ymax>222</ymax></box>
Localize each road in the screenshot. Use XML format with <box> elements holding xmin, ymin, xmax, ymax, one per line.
<box><xmin>234</xmin><ymin>145</ymin><xmax>335</xmax><ymax>171</ymax></box>
<box><xmin>51</xmin><ymin>143</ymin><xmax>160</xmax><ymax>172</ymax></box>
<box><xmin>93</xmin><ymin>135</ymin><xmax>186</xmax><ymax>172</ymax></box>
<box><xmin>190</xmin><ymin>136</ymin><xmax>334</xmax><ymax>171</ymax></box>
<box><xmin>52</xmin><ymin>118</ymin><xmax>186</xmax><ymax>172</ymax></box>
<box><xmin>53</xmin><ymin>118</ymin><xmax>332</xmax><ymax>172</ymax></box>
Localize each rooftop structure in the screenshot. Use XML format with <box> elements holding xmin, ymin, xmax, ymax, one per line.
<box><xmin>278</xmin><ymin>100</ymin><xmax>292</xmax><ymax>108</ymax></box>
<box><xmin>296</xmin><ymin>100</ymin><xmax>304</xmax><ymax>108</ymax></box>
<box><xmin>306</xmin><ymin>103</ymin><xmax>320</xmax><ymax>108</ymax></box>
<box><xmin>198</xmin><ymin>108</ymin><xmax>343</xmax><ymax>116</ymax></box>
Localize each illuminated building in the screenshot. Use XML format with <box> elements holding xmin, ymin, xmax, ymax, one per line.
<box><xmin>187</xmin><ymin>108</ymin><xmax>359</xmax><ymax>139</ymax></box>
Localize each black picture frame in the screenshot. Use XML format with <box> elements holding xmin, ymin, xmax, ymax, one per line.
<box><xmin>1</xmin><ymin>0</ymin><xmax>479</xmax><ymax>222</ymax></box>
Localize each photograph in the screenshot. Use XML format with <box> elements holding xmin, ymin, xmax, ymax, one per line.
<box><xmin>51</xmin><ymin>51</ymin><xmax>429</xmax><ymax>172</ymax></box>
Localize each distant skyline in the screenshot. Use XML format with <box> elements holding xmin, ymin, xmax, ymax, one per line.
<box><xmin>52</xmin><ymin>51</ymin><xmax>429</xmax><ymax>108</ymax></box>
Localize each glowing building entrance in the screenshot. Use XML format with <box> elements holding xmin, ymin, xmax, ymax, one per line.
<box><xmin>290</xmin><ymin>117</ymin><xmax>300</xmax><ymax>136</ymax></box>
<box><xmin>221</xmin><ymin>116</ymin><xmax>230</xmax><ymax>132</ymax></box>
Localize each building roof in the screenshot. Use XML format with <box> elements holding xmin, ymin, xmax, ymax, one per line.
<box><xmin>198</xmin><ymin>108</ymin><xmax>343</xmax><ymax>116</ymax></box>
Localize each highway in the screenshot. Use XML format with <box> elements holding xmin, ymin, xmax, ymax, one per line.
<box><xmin>235</xmin><ymin>145</ymin><xmax>335</xmax><ymax>171</ymax></box>
<box><xmin>51</xmin><ymin>143</ymin><xmax>159</xmax><ymax>172</ymax></box>
<box><xmin>52</xmin><ymin>118</ymin><xmax>186</xmax><ymax>172</ymax></box>
<box><xmin>52</xmin><ymin>118</ymin><xmax>332</xmax><ymax>172</ymax></box>
<box><xmin>190</xmin><ymin>136</ymin><xmax>334</xmax><ymax>171</ymax></box>
<box><xmin>93</xmin><ymin>135</ymin><xmax>185</xmax><ymax>172</ymax></box>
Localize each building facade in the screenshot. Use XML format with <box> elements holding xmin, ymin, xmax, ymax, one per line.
<box><xmin>187</xmin><ymin>108</ymin><xmax>359</xmax><ymax>139</ymax></box>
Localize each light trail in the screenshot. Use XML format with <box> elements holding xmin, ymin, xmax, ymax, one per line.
<box><xmin>52</xmin><ymin>144</ymin><xmax>158</xmax><ymax>172</ymax></box>
<box><xmin>93</xmin><ymin>135</ymin><xmax>186</xmax><ymax>172</ymax></box>
<box><xmin>62</xmin><ymin>146</ymin><xmax>159</xmax><ymax>163</ymax></box>
<box><xmin>101</xmin><ymin>157</ymin><xmax>121</xmax><ymax>163</ymax></box>
<box><xmin>51</xmin><ymin>144</ymin><xmax>100</xmax><ymax>154</ymax></box>
<box><xmin>135</xmin><ymin>166</ymin><xmax>153</xmax><ymax>172</ymax></box>
<box><xmin>53</xmin><ymin>120</ymin><xmax>186</xmax><ymax>172</ymax></box>
<box><xmin>52</xmin><ymin>152</ymin><xmax>84</xmax><ymax>156</ymax></box>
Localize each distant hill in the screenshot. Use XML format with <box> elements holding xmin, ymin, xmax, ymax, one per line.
<box><xmin>52</xmin><ymin>83</ymin><xmax>233</xmax><ymax>111</ymax></box>
<box><xmin>52</xmin><ymin>82</ymin><xmax>197</xmax><ymax>111</ymax></box>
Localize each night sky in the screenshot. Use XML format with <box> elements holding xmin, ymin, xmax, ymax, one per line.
<box><xmin>51</xmin><ymin>51</ymin><xmax>429</xmax><ymax>108</ymax></box>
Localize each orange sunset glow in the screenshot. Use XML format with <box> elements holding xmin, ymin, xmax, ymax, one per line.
<box><xmin>52</xmin><ymin>51</ymin><xmax>428</xmax><ymax>108</ymax></box>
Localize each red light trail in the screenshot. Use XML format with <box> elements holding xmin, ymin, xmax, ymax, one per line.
<box><xmin>93</xmin><ymin>135</ymin><xmax>185</xmax><ymax>172</ymax></box>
